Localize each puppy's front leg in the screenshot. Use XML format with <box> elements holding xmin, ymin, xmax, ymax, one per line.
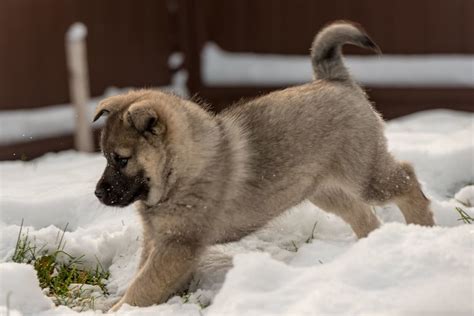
<box><xmin>110</xmin><ymin>239</ymin><xmax>201</xmax><ymax>312</ymax></box>
<box><xmin>137</xmin><ymin>218</ymin><xmax>154</xmax><ymax>269</ymax></box>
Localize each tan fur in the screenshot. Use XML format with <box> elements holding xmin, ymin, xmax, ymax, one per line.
<box><xmin>95</xmin><ymin>22</ymin><xmax>435</xmax><ymax>311</ymax></box>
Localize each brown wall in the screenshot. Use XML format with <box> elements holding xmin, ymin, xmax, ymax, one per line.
<box><xmin>194</xmin><ymin>0</ymin><xmax>474</xmax><ymax>54</ymax></box>
<box><xmin>0</xmin><ymin>0</ymin><xmax>175</xmax><ymax>110</ymax></box>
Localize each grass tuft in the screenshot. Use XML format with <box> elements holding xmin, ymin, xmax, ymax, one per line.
<box><xmin>11</xmin><ymin>220</ymin><xmax>110</xmax><ymax>311</ymax></box>
<box><xmin>175</xmin><ymin>279</ymin><xmax>209</xmax><ymax>309</ymax></box>
<box><xmin>289</xmin><ymin>220</ymin><xmax>319</xmax><ymax>252</ymax></box>
<box><xmin>306</xmin><ymin>221</ymin><xmax>318</xmax><ymax>243</ymax></box>
<box><xmin>291</xmin><ymin>240</ymin><xmax>299</xmax><ymax>252</ymax></box>
<box><xmin>455</xmin><ymin>207</ymin><xmax>473</xmax><ymax>224</ymax></box>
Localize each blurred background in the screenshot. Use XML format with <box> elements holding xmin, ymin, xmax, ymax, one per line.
<box><xmin>0</xmin><ymin>0</ymin><xmax>473</xmax><ymax>160</ymax></box>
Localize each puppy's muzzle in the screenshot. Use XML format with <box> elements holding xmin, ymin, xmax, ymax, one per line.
<box><xmin>94</xmin><ymin>187</ymin><xmax>105</xmax><ymax>200</ymax></box>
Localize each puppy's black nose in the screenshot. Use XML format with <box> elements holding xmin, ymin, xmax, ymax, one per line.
<box><xmin>95</xmin><ymin>188</ymin><xmax>105</xmax><ymax>199</ymax></box>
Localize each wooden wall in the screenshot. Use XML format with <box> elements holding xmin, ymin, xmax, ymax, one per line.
<box><xmin>0</xmin><ymin>0</ymin><xmax>176</xmax><ymax>110</ymax></box>
<box><xmin>195</xmin><ymin>0</ymin><xmax>474</xmax><ymax>55</ymax></box>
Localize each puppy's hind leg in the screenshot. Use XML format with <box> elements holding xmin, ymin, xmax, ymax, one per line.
<box><xmin>309</xmin><ymin>187</ymin><xmax>380</xmax><ymax>239</ymax></box>
<box><xmin>362</xmin><ymin>159</ymin><xmax>435</xmax><ymax>226</ymax></box>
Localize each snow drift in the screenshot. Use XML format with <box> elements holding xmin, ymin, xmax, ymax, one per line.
<box><xmin>0</xmin><ymin>109</ymin><xmax>473</xmax><ymax>315</ymax></box>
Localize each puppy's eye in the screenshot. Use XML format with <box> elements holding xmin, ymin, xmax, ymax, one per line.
<box><xmin>113</xmin><ymin>155</ymin><xmax>129</xmax><ymax>168</ymax></box>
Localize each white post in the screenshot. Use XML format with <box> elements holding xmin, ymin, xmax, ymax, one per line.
<box><xmin>65</xmin><ymin>22</ymin><xmax>94</xmax><ymax>152</ymax></box>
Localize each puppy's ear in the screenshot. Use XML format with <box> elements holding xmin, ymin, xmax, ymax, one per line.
<box><xmin>93</xmin><ymin>101</ymin><xmax>111</xmax><ymax>122</ymax></box>
<box><xmin>93</xmin><ymin>96</ymin><xmax>123</xmax><ymax>122</ymax></box>
<box><xmin>126</xmin><ymin>102</ymin><xmax>166</xmax><ymax>136</ymax></box>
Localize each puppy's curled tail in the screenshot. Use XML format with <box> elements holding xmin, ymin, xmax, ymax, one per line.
<box><xmin>310</xmin><ymin>21</ymin><xmax>380</xmax><ymax>82</ymax></box>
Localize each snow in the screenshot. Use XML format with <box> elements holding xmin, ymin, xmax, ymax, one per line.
<box><xmin>66</xmin><ymin>23</ymin><xmax>87</xmax><ymax>42</ymax></box>
<box><xmin>209</xmin><ymin>224</ymin><xmax>473</xmax><ymax>316</ymax></box>
<box><xmin>202</xmin><ymin>42</ymin><xmax>474</xmax><ymax>87</ymax></box>
<box><xmin>0</xmin><ymin>88</ymin><xmax>119</xmax><ymax>145</ymax></box>
<box><xmin>0</xmin><ymin>263</ymin><xmax>54</xmax><ymax>314</ymax></box>
<box><xmin>0</xmin><ymin>80</ymin><xmax>187</xmax><ymax>145</ymax></box>
<box><xmin>455</xmin><ymin>186</ymin><xmax>474</xmax><ymax>207</ymax></box>
<box><xmin>0</xmin><ymin>109</ymin><xmax>473</xmax><ymax>315</ymax></box>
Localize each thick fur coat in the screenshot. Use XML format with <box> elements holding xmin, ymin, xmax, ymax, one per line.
<box><xmin>93</xmin><ymin>21</ymin><xmax>435</xmax><ymax>311</ymax></box>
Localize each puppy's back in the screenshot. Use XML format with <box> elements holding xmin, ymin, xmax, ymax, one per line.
<box><xmin>218</xmin><ymin>21</ymin><xmax>384</xmax><ymax>199</ymax></box>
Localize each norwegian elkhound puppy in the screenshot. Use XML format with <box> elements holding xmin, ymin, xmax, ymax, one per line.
<box><xmin>94</xmin><ymin>21</ymin><xmax>434</xmax><ymax>311</ymax></box>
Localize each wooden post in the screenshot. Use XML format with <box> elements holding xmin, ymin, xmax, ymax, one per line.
<box><xmin>65</xmin><ymin>22</ymin><xmax>94</xmax><ymax>152</ymax></box>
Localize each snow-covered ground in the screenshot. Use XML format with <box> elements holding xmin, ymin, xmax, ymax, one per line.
<box><xmin>0</xmin><ymin>109</ymin><xmax>473</xmax><ymax>315</ymax></box>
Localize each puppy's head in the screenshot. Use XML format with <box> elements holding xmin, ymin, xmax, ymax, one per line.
<box><xmin>93</xmin><ymin>90</ymin><xmax>174</xmax><ymax>207</ymax></box>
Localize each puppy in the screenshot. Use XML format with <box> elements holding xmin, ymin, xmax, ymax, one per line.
<box><xmin>94</xmin><ymin>21</ymin><xmax>435</xmax><ymax>311</ymax></box>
